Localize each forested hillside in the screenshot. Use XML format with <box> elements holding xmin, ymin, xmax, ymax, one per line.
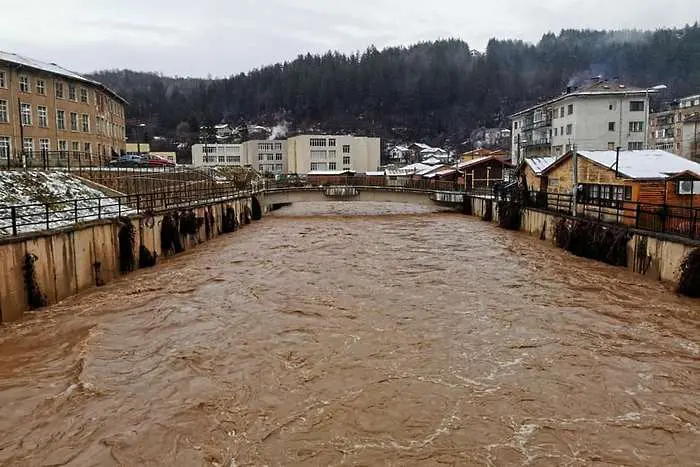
<box><xmin>88</xmin><ymin>25</ymin><xmax>700</xmax><ymax>148</ymax></box>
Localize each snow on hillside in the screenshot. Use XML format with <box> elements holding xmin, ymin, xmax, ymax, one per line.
<box><xmin>0</xmin><ymin>171</ymin><xmax>133</xmax><ymax>236</ymax></box>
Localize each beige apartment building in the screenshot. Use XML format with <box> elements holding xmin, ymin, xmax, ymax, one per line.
<box><xmin>0</xmin><ymin>51</ymin><xmax>127</xmax><ymax>166</ymax></box>
<box><xmin>649</xmin><ymin>94</ymin><xmax>700</xmax><ymax>161</ymax></box>
<box><xmin>287</xmin><ymin>135</ymin><xmax>381</xmax><ymax>173</ymax></box>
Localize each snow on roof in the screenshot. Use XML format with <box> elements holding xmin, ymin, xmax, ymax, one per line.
<box><xmin>525</xmin><ymin>156</ymin><xmax>558</xmax><ymax>175</ymax></box>
<box><xmin>307</xmin><ymin>170</ymin><xmax>355</xmax><ymax>176</ymax></box>
<box><xmin>577</xmin><ymin>150</ymin><xmax>700</xmax><ymax>179</ymax></box>
<box><xmin>214</xmin><ymin>123</ymin><xmax>230</xmax><ymax>129</ymax></box>
<box><xmin>366</xmin><ymin>171</ymin><xmax>385</xmax><ymax>176</ymax></box>
<box><xmin>411</xmin><ymin>143</ymin><xmax>432</xmax><ymax>150</ymax></box>
<box><xmin>0</xmin><ymin>50</ymin><xmax>127</xmax><ymax>103</ymax></box>
<box><xmin>422</xmin><ymin>156</ymin><xmax>444</xmax><ymax>165</ymax></box>
<box><xmin>416</xmin><ymin>164</ymin><xmax>447</xmax><ymax>176</ymax></box>
<box><xmin>421</xmin><ymin>147</ymin><xmax>448</xmax><ymax>154</ymax></box>
<box><xmin>400</xmin><ymin>163</ymin><xmax>432</xmax><ymax>172</ymax></box>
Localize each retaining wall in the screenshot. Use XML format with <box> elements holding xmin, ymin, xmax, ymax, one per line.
<box><xmin>0</xmin><ymin>196</ymin><xmax>257</xmax><ymax>323</ymax></box>
<box><xmin>519</xmin><ymin>206</ymin><xmax>696</xmax><ymax>285</ymax></box>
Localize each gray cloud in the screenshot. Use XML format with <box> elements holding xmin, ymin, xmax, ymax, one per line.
<box><xmin>0</xmin><ymin>0</ymin><xmax>696</xmax><ymax>77</ymax></box>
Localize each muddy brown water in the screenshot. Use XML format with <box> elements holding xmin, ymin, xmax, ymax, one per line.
<box><xmin>0</xmin><ymin>202</ymin><xmax>698</xmax><ymax>466</ymax></box>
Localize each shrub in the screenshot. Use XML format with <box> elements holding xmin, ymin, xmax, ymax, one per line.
<box><xmin>678</xmin><ymin>248</ymin><xmax>700</xmax><ymax>298</ymax></box>
<box><xmin>139</xmin><ymin>245</ymin><xmax>157</xmax><ymax>268</ymax></box>
<box><xmin>553</xmin><ymin>216</ymin><xmax>630</xmax><ymax>267</ymax></box>
<box><xmin>118</xmin><ymin>218</ymin><xmax>136</xmax><ymax>273</ymax></box>
<box><xmin>161</xmin><ymin>213</ymin><xmax>183</xmax><ymax>255</ymax></box>
<box><xmin>23</xmin><ymin>253</ymin><xmax>47</xmax><ymax>309</ymax></box>
<box><xmin>222</xmin><ymin>207</ymin><xmax>238</xmax><ymax>233</ymax></box>
<box><xmin>497</xmin><ymin>200</ymin><xmax>522</xmax><ymax>230</ymax></box>
<box><xmin>482</xmin><ymin>200</ymin><xmax>493</xmax><ymax>222</ymax></box>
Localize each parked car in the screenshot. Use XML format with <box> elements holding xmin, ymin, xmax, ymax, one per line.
<box><xmin>146</xmin><ymin>156</ymin><xmax>175</xmax><ymax>167</ymax></box>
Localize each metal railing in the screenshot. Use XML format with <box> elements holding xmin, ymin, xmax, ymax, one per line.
<box><xmin>523</xmin><ymin>190</ymin><xmax>700</xmax><ymax>240</ymax></box>
<box><xmin>0</xmin><ymin>185</ymin><xmax>256</xmax><ymax>237</ymax></box>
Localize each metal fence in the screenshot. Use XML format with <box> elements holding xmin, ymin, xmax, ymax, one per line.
<box><xmin>0</xmin><ymin>185</ymin><xmax>254</xmax><ymax>237</ymax></box>
<box><xmin>5</xmin><ymin>151</ymin><xmax>118</xmax><ymax>170</ymax></box>
<box><xmin>524</xmin><ymin>190</ymin><xmax>700</xmax><ymax>240</ymax></box>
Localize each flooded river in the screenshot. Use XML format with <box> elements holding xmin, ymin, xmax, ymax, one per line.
<box><xmin>0</xmin><ymin>202</ymin><xmax>698</xmax><ymax>466</ymax></box>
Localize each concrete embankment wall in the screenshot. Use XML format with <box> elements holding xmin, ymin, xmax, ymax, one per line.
<box><xmin>463</xmin><ymin>195</ymin><xmax>696</xmax><ymax>285</ymax></box>
<box><xmin>0</xmin><ymin>196</ymin><xmax>259</xmax><ymax>323</ymax></box>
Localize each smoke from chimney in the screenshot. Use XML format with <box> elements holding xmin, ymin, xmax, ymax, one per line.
<box><xmin>268</xmin><ymin>122</ymin><xmax>288</xmax><ymax>140</ymax></box>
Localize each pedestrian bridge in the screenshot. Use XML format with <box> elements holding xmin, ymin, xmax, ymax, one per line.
<box><xmin>258</xmin><ymin>185</ymin><xmax>467</xmax><ymax>208</ymax></box>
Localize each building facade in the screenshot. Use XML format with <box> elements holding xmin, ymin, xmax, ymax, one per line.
<box><xmin>247</xmin><ymin>140</ymin><xmax>287</xmax><ymax>174</ymax></box>
<box><xmin>649</xmin><ymin>93</ymin><xmax>700</xmax><ymax>160</ymax></box>
<box><xmin>287</xmin><ymin>135</ymin><xmax>380</xmax><ymax>174</ymax></box>
<box><xmin>510</xmin><ymin>80</ymin><xmax>654</xmax><ymax>164</ymax></box>
<box><xmin>191</xmin><ymin>143</ymin><xmax>246</xmax><ymax>167</ymax></box>
<box><xmin>0</xmin><ymin>51</ymin><xmax>127</xmax><ymax>166</ymax></box>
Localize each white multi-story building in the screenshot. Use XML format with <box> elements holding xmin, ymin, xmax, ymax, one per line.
<box><xmin>510</xmin><ymin>80</ymin><xmax>659</xmax><ymax>164</ymax></box>
<box><xmin>191</xmin><ymin>143</ymin><xmax>246</xmax><ymax>166</ymax></box>
<box><xmin>247</xmin><ymin>139</ymin><xmax>287</xmax><ymax>174</ymax></box>
<box><xmin>286</xmin><ymin>135</ymin><xmax>380</xmax><ymax>174</ymax></box>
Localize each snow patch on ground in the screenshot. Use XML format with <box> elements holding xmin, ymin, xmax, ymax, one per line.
<box><xmin>0</xmin><ymin>171</ymin><xmax>133</xmax><ymax>236</ymax></box>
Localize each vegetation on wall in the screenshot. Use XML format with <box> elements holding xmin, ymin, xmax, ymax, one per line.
<box><xmin>179</xmin><ymin>210</ymin><xmax>202</xmax><ymax>236</ymax></box>
<box><xmin>23</xmin><ymin>253</ymin><xmax>47</xmax><ymax>309</ymax></box>
<box><xmin>554</xmin><ymin>217</ymin><xmax>630</xmax><ymax>266</ymax></box>
<box><xmin>118</xmin><ymin>218</ymin><xmax>136</xmax><ymax>273</ymax></box>
<box><xmin>678</xmin><ymin>248</ymin><xmax>700</xmax><ymax>298</ymax></box>
<box><xmin>222</xmin><ymin>207</ymin><xmax>238</xmax><ymax>234</ymax></box>
<box><xmin>139</xmin><ymin>245</ymin><xmax>157</xmax><ymax>268</ymax></box>
<box><xmin>161</xmin><ymin>213</ymin><xmax>184</xmax><ymax>255</ymax></box>
<box><xmin>482</xmin><ymin>200</ymin><xmax>493</xmax><ymax>222</ymax></box>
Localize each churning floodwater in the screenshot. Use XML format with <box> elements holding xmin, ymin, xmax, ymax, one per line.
<box><xmin>0</xmin><ymin>202</ymin><xmax>698</xmax><ymax>466</ymax></box>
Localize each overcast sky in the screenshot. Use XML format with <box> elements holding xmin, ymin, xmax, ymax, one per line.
<box><xmin>1</xmin><ymin>0</ymin><xmax>696</xmax><ymax>77</ymax></box>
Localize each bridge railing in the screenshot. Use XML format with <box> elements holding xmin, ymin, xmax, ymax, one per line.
<box><xmin>265</xmin><ymin>176</ymin><xmax>497</xmax><ymax>195</ymax></box>
<box><xmin>0</xmin><ymin>185</ymin><xmax>255</xmax><ymax>237</ymax></box>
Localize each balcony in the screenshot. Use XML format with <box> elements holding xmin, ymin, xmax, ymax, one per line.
<box><xmin>522</xmin><ymin>118</ymin><xmax>553</xmax><ymax>132</ymax></box>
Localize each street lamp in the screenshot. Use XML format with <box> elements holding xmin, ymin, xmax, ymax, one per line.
<box><xmin>136</xmin><ymin>123</ymin><xmax>146</xmax><ymax>156</ymax></box>
<box><xmin>645</xmin><ymin>85</ymin><xmax>667</xmax><ymax>149</ymax></box>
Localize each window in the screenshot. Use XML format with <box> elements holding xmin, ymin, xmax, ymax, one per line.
<box><xmin>275</xmin><ymin>153</ymin><xmax>282</xmax><ymax>160</ymax></box>
<box><xmin>70</xmin><ymin>112</ymin><xmax>78</xmax><ymax>131</ymax></box>
<box><xmin>274</xmin><ymin>142</ymin><xmax>282</xmax><ymax>150</ymax></box>
<box><xmin>559</xmin><ymin>107</ymin><xmax>564</xmax><ymax>118</ymax></box>
<box><xmin>71</xmin><ymin>141</ymin><xmax>80</xmax><ymax>153</ymax></box>
<box><xmin>226</xmin><ymin>154</ymin><xmax>240</xmax><ymax>163</ymax></box>
<box><xmin>55</xmin><ymin>81</ymin><xmax>64</xmax><ymax>98</ymax></box>
<box><xmin>566</xmin><ymin>124</ymin><xmax>573</xmax><ymax>135</ymax></box>
<box><xmin>21</xmin><ymin>103</ymin><xmax>32</xmax><ymax>125</ymax></box>
<box><xmin>630</xmin><ymin>101</ymin><xmax>645</xmax><ymax>112</ymax></box>
<box><xmin>580</xmin><ymin>184</ymin><xmax>632</xmax><ymax>208</ymax></box>
<box><xmin>342</xmin><ymin>144</ymin><xmax>350</xmax><ymax>154</ymax></box>
<box><xmin>68</xmin><ymin>83</ymin><xmax>77</xmax><ymax>101</ymax></box>
<box><xmin>275</xmin><ymin>164</ymin><xmax>283</xmax><ymax>172</ymax></box>
<box><xmin>553</xmin><ymin>128</ymin><xmax>558</xmax><ymax>137</ymax></box>
<box><xmin>0</xmin><ymin>99</ymin><xmax>7</xmax><ymax>122</ymax></box>
<box><xmin>81</xmin><ymin>114</ymin><xmax>90</xmax><ymax>132</ymax></box>
<box><xmin>23</xmin><ymin>138</ymin><xmax>33</xmax><ymax>154</ymax></box>
<box><xmin>560</xmin><ymin>126</ymin><xmax>564</xmax><ymax>135</ymax></box>
<box><xmin>56</xmin><ymin>110</ymin><xmax>65</xmax><ymax>130</ymax></box>
<box><xmin>0</xmin><ymin>70</ymin><xmax>6</xmax><ymax>88</ymax></box>
<box><xmin>343</xmin><ymin>155</ymin><xmax>351</xmax><ymax>165</ymax></box>
<box><xmin>218</xmin><ymin>154</ymin><xmax>225</xmax><ymax>163</ymax></box>
<box><xmin>266</xmin><ymin>154</ymin><xmax>274</xmax><ymax>161</ymax></box>
<box><xmin>84</xmin><ymin>142</ymin><xmax>91</xmax><ymax>155</ymax></box>
<box><xmin>329</xmin><ymin>162</ymin><xmax>337</xmax><ymax>170</ymax></box>
<box><xmin>39</xmin><ymin>138</ymin><xmax>50</xmax><ymax>155</ymax></box>
<box><xmin>310</xmin><ymin>138</ymin><xmax>327</xmax><ymax>147</ymax></box>
<box><xmin>514</xmin><ymin>121</ymin><xmax>519</xmax><ymax>130</ymax></box>
<box><xmin>37</xmin><ymin>106</ymin><xmax>48</xmax><ymax>128</ymax></box>
<box><xmin>678</xmin><ymin>181</ymin><xmax>700</xmax><ymax>195</ymax></box>
<box><xmin>608</xmin><ymin>122</ymin><xmax>616</xmax><ymax>132</ymax></box>
<box><xmin>35</xmin><ymin>79</ymin><xmax>46</xmax><ymax>95</ymax></box>
<box><xmin>258</xmin><ymin>165</ymin><xmax>264</xmax><ymax>171</ymax></box>
<box><xmin>567</xmin><ymin>104</ymin><xmax>574</xmax><ymax>115</ymax></box>
<box><xmin>629</xmin><ymin>121</ymin><xmax>644</xmax><ymax>133</ymax></box>
<box><xmin>608</xmin><ymin>142</ymin><xmax>616</xmax><ymax>150</ymax></box>
<box><xmin>257</xmin><ymin>153</ymin><xmax>264</xmax><ymax>161</ymax></box>
<box><xmin>628</xmin><ymin>141</ymin><xmax>643</xmax><ymax>150</ymax></box>
<box><xmin>310</xmin><ymin>162</ymin><xmax>327</xmax><ymax>171</ymax></box>
<box><xmin>609</xmin><ymin>103</ymin><xmax>616</xmax><ymax>111</ymax></box>
<box><xmin>19</xmin><ymin>76</ymin><xmax>30</xmax><ymax>93</ymax></box>
<box><xmin>0</xmin><ymin>136</ymin><xmax>9</xmax><ymax>161</ymax></box>
<box><xmin>80</xmin><ymin>88</ymin><xmax>88</xmax><ymax>103</ymax></box>
<box><xmin>329</xmin><ymin>138</ymin><xmax>336</xmax><ymax>147</ymax></box>
<box><xmin>311</xmin><ymin>150</ymin><xmax>327</xmax><ymax>161</ymax></box>
<box><xmin>58</xmin><ymin>140</ymin><xmax>67</xmax><ymax>157</ymax></box>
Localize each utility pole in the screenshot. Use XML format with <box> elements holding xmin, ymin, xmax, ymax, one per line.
<box><xmin>572</xmin><ymin>143</ymin><xmax>578</xmax><ymax>217</ymax></box>
<box><xmin>18</xmin><ymin>97</ymin><xmax>25</xmax><ymax>168</ymax></box>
